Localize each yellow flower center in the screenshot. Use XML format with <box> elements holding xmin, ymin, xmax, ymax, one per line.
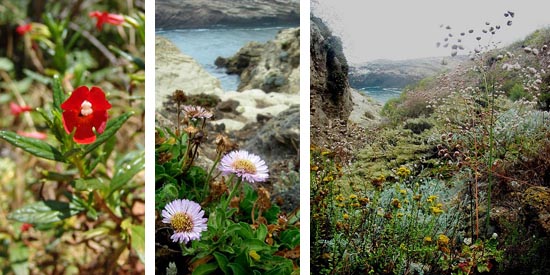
<box><xmin>233</xmin><ymin>159</ymin><xmax>257</xmax><ymax>174</ymax></box>
<box><xmin>81</xmin><ymin>100</ymin><xmax>93</xmax><ymax>116</ymax></box>
<box><xmin>170</xmin><ymin>212</ymin><xmax>193</xmax><ymax>232</ymax></box>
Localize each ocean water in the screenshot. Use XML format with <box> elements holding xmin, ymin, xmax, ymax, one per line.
<box><xmin>156</xmin><ymin>27</ymin><xmax>288</xmax><ymax>91</ymax></box>
<box><xmin>357</xmin><ymin>87</ymin><xmax>402</xmax><ymax>104</ymax></box>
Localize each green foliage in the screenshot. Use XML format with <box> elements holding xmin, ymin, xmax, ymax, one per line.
<box><xmin>155</xmin><ymin>94</ymin><xmax>299</xmax><ymax>274</ymax></box>
<box><xmin>508</xmin><ymin>83</ymin><xmax>530</xmax><ymax>101</ymax></box>
<box><xmin>0</xmin><ymin>2</ymin><xmax>145</xmax><ymax>273</ymax></box>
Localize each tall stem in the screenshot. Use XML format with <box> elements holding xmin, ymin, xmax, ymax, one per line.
<box><xmin>222</xmin><ymin>176</ymin><xmax>241</xmax><ymax>210</ymax></box>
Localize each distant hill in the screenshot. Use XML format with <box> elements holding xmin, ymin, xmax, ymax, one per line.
<box><xmin>156</xmin><ymin>0</ymin><xmax>299</xmax><ymax>29</ymax></box>
<box><xmin>349</xmin><ymin>56</ymin><xmax>468</xmax><ymax>89</ymax></box>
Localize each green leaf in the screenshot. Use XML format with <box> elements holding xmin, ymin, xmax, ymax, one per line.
<box><xmin>8</xmin><ymin>200</ymin><xmax>80</xmax><ymax>225</ymax></box>
<box><xmin>0</xmin><ymin>57</ymin><xmax>14</xmax><ymax>71</ymax></box>
<box><xmin>108</xmin><ymin>45</ymin><xmax>145</xmax><ymax>70</ymax></box>
<box><xmin>52</xmin><ymin>75</ymin><xmax>64</xmax><ymax>111</ymax></box>
<box><xmin>265</xmin><ymin>263</ymin><xmax>293</xmax><ymax>275</ymax></box>
<box><xmin>131</xmin><ymin>224</ymin><xmax>145</xmax><ymax>263</ymax></box>
<box><xmin>83</xmin><ymin>112</ymin><xmax>133</xmax><ymax>156</ymax></box>
<box><xmin>192</xmin><ymin>262</ymin><xmax>218</xmax><ymax>275</ymax></box>
<box><xmin>227</xmin><ymin>263</ymin><xmax>247</xmax><ymax>275</ymax></box>
<box><xmin>233</xmin><ymin>222</ymin><xmax>254</xmax><ymax>239</ymax></box>
<box><xmin>256</xmin><ymin>223</ymin><xmax>268</xmax><ymax>241</ymax></box>
<box><xmin>0</xmin><ymin>131</ymin><xmax>64</xmax><ymax>162</ymax></box>
<box><xmin>23</xmin><ymin>69</ymin><xmax>51</xmax><ymax>85</ymax></box>
<box><xmin>213</xmin><ymin>252</ymin><xmax>230</xmax><ymax>274</ymax></box>
<box><xmin>109</xmin><ymin>150</ymin><xmax>145</xmax><ymax>197</ymax></box>
<box><xmin>280</xmin><ymin>229</ymin><xmax>300</xmax><ymax>248</ymax></box>
<box><xmin>41</xmin><ymin>170</ymin><xmax>74</xmax><ymax>182</ymax></box>
<box><xmin>9</xmin><ymin>243</ymin><xmax>29</xmax><ymax>275</ymax></box>
<box><xmin>74</xmin><ymin>178</ymin><xmax>108</xmax><ymax>192</ymax></box>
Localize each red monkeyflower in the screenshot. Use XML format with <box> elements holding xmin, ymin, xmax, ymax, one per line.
<box><xmin>17</xmin><ymin>131</ymin><xmax>47</xmax><ymax>140</ymax></box>
<box><xmin>10</xmin><ymin>102</ymin><xmax>33</xmax><ymax>115</ymax></box>
<box><xmin>89</xmin><ymin>11</ymin><xmax>124</xmax><ymax>31</ymax></box>
<box><xmin>20</xmin><ymin>223</ymin><xmax>33</xmax><ymax>232</ymax></box>
<box><xmin>61</xmin><ymin>86</ymin><xmax>111</xmax><ymax>144</ymax></box>
<box><xmin>16</xmin><ymin>23</ymin><xmax>32</xmax><ymax>35</ymax></box>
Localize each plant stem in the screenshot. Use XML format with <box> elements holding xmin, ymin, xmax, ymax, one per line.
<box><xmin>222</xmin><ymin>176</ymin><xmax>240</xmax><ymax>210</ymax></box>
<box><xmin>204</xmin><ymin>151</ymin><xmax>222</xmax><ymax>195</ymax></box>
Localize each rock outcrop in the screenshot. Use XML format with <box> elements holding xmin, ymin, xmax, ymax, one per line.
<box><xmin>155</xmin><ymin>36</ymin><xmax>224</xmax><ymax>111</ymax></box>
<box><xmin>310</xmin><ymin>16</ymin><xmax>353</xmax><ymax>131</ymax></box>
<box><xmin>156</xmin><ymin>0</ymin><xmax>299</xmax><ymax>29</ymax></box>
<box><xmin>216</xmin><ymin>28</ymin><xmax>300</xmax><ymax>94</ymax></box>
<box><xmin>155</xmin><ymin>36</ymin><xmax>298</xmax><ymax>132</ymax></box>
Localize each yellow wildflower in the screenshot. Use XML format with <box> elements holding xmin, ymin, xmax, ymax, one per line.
<box><xmin>438</xmin><ymin>234</ymin><xmax>450</xmax><ymax>246</ymax></box>
<box><xmin>424</xmin><ymin>236</ymin><xmax>432</xmax><ymax>243</ymax></box>
<box><xmin>427</xmin><ymin>195</ymin><xmax>438</xmax><ymax>203</ymax></box>
<box><xmin>343</xmin><ymin>213</ymin><xmax>349</xmax><ymax>220</ymax></box>
<box><xmin>349</xmin><ymin>194</ymin><xmax>358</xmax><ymax>200</ymax></box>
<box><xmin>431</xmin><ymin>206</ymin><xmax>444</xmax><ymax>215</ymax></box>
<box><xmin>396</xmin><ymin>166</ymin><xmax>411</xmax><ymax>178</ymax></box>
<box><xmin>249</xmin><ymin>250</ymin><xmax>261</xmax><ymax>261</ymax></box>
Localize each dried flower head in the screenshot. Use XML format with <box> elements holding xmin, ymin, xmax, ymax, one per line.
<box><xmin>256</xmin><ymin>187</ymin><xmax>271</xmax><ymax>212</ymax></box>
<box><xmin>215</xmin><ymin>134</ymin><xmax>237</xmax><ymax>154</ymax></box>
<box><xmin>172</xmin><ymin>89</ymin><xmax>187</xmax><ymax>104</ymax></box>
<box><xmin>183</xmin><ymin>125</ymin><xmax>199</xmax><ymax>135</ymax></box>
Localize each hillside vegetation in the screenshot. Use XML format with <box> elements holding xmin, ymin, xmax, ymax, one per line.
<box><xmin>312</xmin><ymin>20</ymin><xmax>550</xmax><ymax>275</ymax></box>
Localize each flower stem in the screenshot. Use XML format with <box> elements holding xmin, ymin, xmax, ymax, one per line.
<box><xmin>223</xmin><ymin>176</ymin><xmax>241</xmax><ymax>210</ymax></box>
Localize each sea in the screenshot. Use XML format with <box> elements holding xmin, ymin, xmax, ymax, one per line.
<box><xmin>356</xmin><ymin>86</ymin><xmax>402</xmax><ymax>105</ymax></box>
<box><xmin>156</xmin><ymin>27</ymin><xmax>288</xmax><ymax>91</ymax></box>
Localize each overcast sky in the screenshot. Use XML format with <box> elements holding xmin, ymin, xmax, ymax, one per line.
<box><xmin>312</xmin><ymin>0</ymin><xmax>550</xmax><ymax>64</ymax></box>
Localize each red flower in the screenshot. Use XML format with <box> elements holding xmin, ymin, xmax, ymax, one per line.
<box><xmin>16</xmin><ymin>23</ymin><xmax>32</xmax><ymax>35</ymax></box>
<box><xmin>89</xmin><ymin>11</ymin><xmax>124</xmax><ymax>31</ymax></box>
<box><xmin>17</xmin><ymin>131</ymin><xmax>47</xmax><ymax>140</ymax></box>
<box><xmin>61</xmin><ymin>86</ymin><xmax>111</xmax><ymax>144</ymax></box>
<box><xmin>10</xmin><ymin>102</ymin><xmax>33</xmax><ymax>115</ymax></box>
<box><xmin>20</xmin><ymin>223</ymin><xmax>33</xmax><ymax>232</ymax></box>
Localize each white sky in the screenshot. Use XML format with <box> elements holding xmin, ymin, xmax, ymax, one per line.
<box><xmin>312</xmin><ymin>0</ymin><xmax>550</xmax><ymax>64</ymax></box>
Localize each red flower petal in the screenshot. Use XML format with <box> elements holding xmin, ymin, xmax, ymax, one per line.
<box><xmin>89</xmin><ymin>11</ymin><xmax>124</xmax><ymax>31</ymax></box>
<box><xmin>16</xmin><ymin>24</ymin><xmax>32</xmax><ymax>36</ymax></box>
<box><xmin>61</xmin><ymin>86</ymin><xmax>111</xmax><ymax>144</ymax></box>
<box><xmin>88</xmin><ymin>86</ymin><xmax>112</xmax><ymax>111</ymax></box>
<box><xmin>63</xmin><ymin>110</ymin><xmax>96</xmax><ymax>144</ymax></box>
<box><xmin>91</xmin><ymin>110</ymin><xmax>109</xmax><ymax>134</ymax></box>
<box><xmin>61</xmin><ymin>86</ymin><xmax>90</xmax><ymax>111</ymax></box>
<box><xmin>106</xmin><ymin>14</ymin><xmax>125</xmax><ymax>25</ymax></box>
<box><xmin>10</xmin><ymin>102</ymin><xmax>33</xmax><ymax>115</ymax></box>
<box><xmin>21</xmin><ymin>223</ymin><xmax>33</xmax><ymax>232</ymax></box>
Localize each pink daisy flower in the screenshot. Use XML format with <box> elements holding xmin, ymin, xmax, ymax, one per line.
<box><xmin>218</xmin><ymin>150</ymin><xmax>269</xmax><ymax>183</ymax></box>
<box><xmin>161</xmin><ymin>199</ymin><xmax>208</xmax><ymax>244</ymax></box>
<box><xmin>182</xmin><ymin>105</ymin><xmax>213</xmax><ymax>120</ymax></box>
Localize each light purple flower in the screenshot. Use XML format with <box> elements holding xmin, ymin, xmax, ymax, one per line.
<box><xmin>218</xmin><ymin>150</ymin><xmax>269</xmax><ymax>183</ymax></box>
<box><xmin>183</xmin><ymin>105</ymin><xmax>213</xmax><ymax>119</ymax></box>
<box><xmin>162</xmin><ymin>199</ymin><xmax>208</xmax><ymax>244</ymax></box>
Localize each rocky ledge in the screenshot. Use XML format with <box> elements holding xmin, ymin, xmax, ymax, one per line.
<box><xmin>156</xmin><ymin>0</ymin><xmax>299</xmax><ymax>29</ymax></box>
<box><xmin>215</xmin><ymin>28</ymin><xmax>300</xmax><ymax>94</ymax></box>
<box><xmin>155</xmin><ymin>34</ymin><xmax>299</xmax><ymax>212</ymax></box>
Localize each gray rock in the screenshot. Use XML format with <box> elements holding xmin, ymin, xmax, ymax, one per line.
<box><xmin>156</xmin><ymin>0</ymin><xmax>299</xmax><ymax>29</ymax></box>
<box><xmin>218</xmin><ymin>28</ymin><xmax>300</xmax><ymax>94</ymax></box>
